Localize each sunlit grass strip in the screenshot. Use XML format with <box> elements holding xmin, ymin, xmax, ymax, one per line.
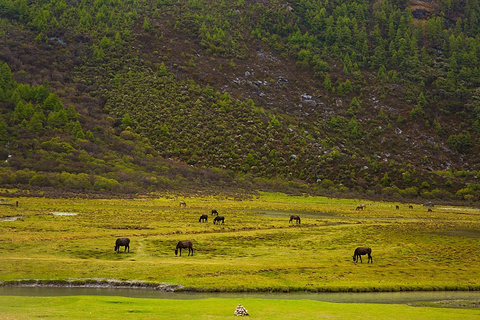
<box><xmin>0</xmin><ymin>296</ymin><xmax>479</xmax><ymax>320</ymax></box>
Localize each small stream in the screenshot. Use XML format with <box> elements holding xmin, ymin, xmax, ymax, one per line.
<box><xmin>0</xmin><ymin>287</ymin><xmax>478</xmax><ymax>304</ymax></box>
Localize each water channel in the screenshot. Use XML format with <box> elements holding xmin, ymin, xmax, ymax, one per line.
<box><xmin>0</xmin><ymin>287</ymin><xmax>478</xmax><ymax>304</ymax></box>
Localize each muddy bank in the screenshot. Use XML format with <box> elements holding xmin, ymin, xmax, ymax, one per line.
<box><xmin>1</xmin><ymin>279</ymin><xmax>480</xmax><ymax>294</ymax></box>
<box><xmin>0</xmin><ymin>279</ymin><xmax>183</xmax><ymax>292</ymax></box>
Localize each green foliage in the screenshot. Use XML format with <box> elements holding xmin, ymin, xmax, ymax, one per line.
<box><xmin>0</xmin><ymin>117</ymin><xmax>7</xmax><ymax>141</ymax></box>
<box><xmin>347</xmin><ymin>118</ymin><xmax>360</xmax><ymax>138</ymax></box>
<box><xmin>400</xmin><ymin>186</ymin><xmax>419</xmax><ymax>198</ymax></box>
<box><xmin>93</xmin><ymin>176</ymin><xmax>119</xmax><ymax>191</ymax></box>
<box><xmin>448</xmin><ymin>133</ymin><xmax>473</xmax><ymax>153</ymax></box>
<box><xmin>0</xmin><ymin>61</ymin><xmax>13</xmax><ymax>92</ymax></box>
<box><xmin>72</xmin><ymin>121</ymin><xmax>85</xmax><ymax>139</ymax></box>
<box><xmin>347</xmin><ymin>97</ymin><xmax>361</xmax><ymax>116</ymax></box>
<box><xmin>121</xmin><ymin>114</ymin><xmax>132</xmax><ymax>128</ymax></box>
<box><xmin>410</xmin><ymin>106</ymin><xmax>424</xmax><ymax>119</ymax></box>
<box><xmin>380</xmin><ymin>172</ymin><xmax>390</xmax><ymax>186</ymax></box>
<box><xmin>417</xmin><ymin>92</ymin><xmax>427</xmax><ymax>108</ymax></box>
<box><xmin>323</xmin><ymin>74</ymin><xmax>332</xmax><ymax>91</ymax></box>
<box><xmin>143</xmin><ymin>17</ymin><xmax>151</xmax><ymax>32</ymax></box>
<box><xmin>93</xmin><ymin>48</ymin><xmax>105</xmax><ymax>60</ymax></box>
<box><xmin>158</xmin><ymin>62</ymin><xmax>169</xmax><ymax>76</ymax></box>
<box><xmin>420</xmin><ymin>181</ymin><xmax>430</xmax><ymax>189</ymax></box>
<box><xmin>43</xmin><ymin>93</ymin><xmax>63</xmax><ymax>111</ymax></box>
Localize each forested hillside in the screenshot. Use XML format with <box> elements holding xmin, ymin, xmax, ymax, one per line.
<box><xmin>2</xmin><ymin>0</ymin><xmax>480</xmax><ymax>201</ymax></box>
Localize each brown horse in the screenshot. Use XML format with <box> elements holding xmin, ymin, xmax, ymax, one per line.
<box><xmin>179</xmin><ymin>200</ymin><xmax>186</xmax><ymax>207</ymax></box>
<box><xmin>289</xmin><ymin>215</ymin><xmax>301</xmax><ymax>224</ymax></box>
<box><xmin>356</xmin><ymin>204</ymin><xmax>366</xmax><ymax>210</ymax></box>
<box><xmin>408</xmin><ymin>205</ymin><xmax>413</xmax><ymax>209</ymax></box>
<box><xmin>213</xmin><ymin>216</ymin><xmax>225</xmax><ymax>224</ymax></box>
<box><xmin>114</xmin><ymin>238</ymin><xmax>130</xmax><ymax>253</ymax></box>
<box><xmin>353</xmin><ymin>247</ymin><xmax>373</xmax><ymax>263</ymax></box>
<box><xmin>175</xmin><ymin>240</ymin><xmax>193</xmax><ymax>256</ymax></box>
<box><xmin>211</xmin><ymin>209</ymin><xmax>219</xmax><ymax>216</ymax></box>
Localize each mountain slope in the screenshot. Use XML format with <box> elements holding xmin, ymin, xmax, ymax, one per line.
<box><xmin>1</xmin><ymin>0</ymin><xmax>480</xmax><ymax>201</ymax></box>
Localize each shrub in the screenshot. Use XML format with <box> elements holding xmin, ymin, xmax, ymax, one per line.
<box><xmin>93</xmin><ymin>176</ymin><xmax>120</xmax><ymax>191</ymax></box>
<box><xmin>448</xmin><ymin>133</ymin><xmax>472</xmax><ymax>153</ymax></box>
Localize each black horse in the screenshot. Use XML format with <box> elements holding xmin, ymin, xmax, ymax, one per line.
<box><xmin>179</xmin><ymin>200</ymin><xmax>186</xmax><ymax>207</ymax></box>
<box><xmin>289</xmin><ymin>215</ymin><xmax>301</xmax><ymax>224</ymax></box>
<box><xmin>175</xmin><ymin>240</ymin><xmax>193</xmax><ymax>256</ymax></box>
<box><xmin>353</xmin><ymin>247</ymin><xmax>373</xmax><ymax>263</ymax></box>
<box><xmin>213</xmin><ymin>216</ymin><xmax>225</xmax><ymax>224</ymax></box>
<box><xmin>211</xmin><ymin>209</ymin><xmax>219</xmax><ymax>216</ymax></box>
<box><xmin>114</xmin><ymin>238</ymin><xmax>130</xmax><ymax>253</ymax></box>
<box><xmin>199</xmin><ymin>214</ymin><xmax>208</xmax><ymax>222</ymax></box>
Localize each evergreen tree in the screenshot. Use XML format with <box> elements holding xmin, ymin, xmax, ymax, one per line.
<box><xmin>72</xmin><ymin>121</ymin><xmax>85</xmax><ymax>139</ymax></box>
<box><xmin>0</xmin><ymin>62</ymin><xmax>13</xmax><ymax>90</ymax></box>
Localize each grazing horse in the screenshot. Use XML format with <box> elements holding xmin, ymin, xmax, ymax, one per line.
<box><xmin>356</xmin><ymin>206</ymin><xmax>363</xmax><ymax>210</ymax></box>
<box><xmin>396</xmin><ymin>205</ymin><xmax>399</xmax><ymax>210</ymax></box>
<box><xmin>175</xmin><ymin>240</ymin><xmax>193</xmax><ymax>256</ymax></box>
<box><xmin>179</xmin><ymin>200</ymin><xmax>186</xmax><ymax>207</ymax></box>
<box><xmin>353</xmin><ymin>247</ymin><xmax>373</xmax><ymax>263</ymax></box>
<box><xmin>199</xmin><ymin>214</ymin><xmax>208</xmax><ymax>222</ymax></box>
<box><xmin>289</xmin><ymin>215</ymin><xmax>301</xmax><ymax>224</ymax></box>
<box><xmin>428</xmin><ymin>208</ymin><xmax>433</xmax><ymax>212</ymax></box>
<box><xmin>409</xmin><ymin>205</ymin><xmax>413</xmax><ymax>209</ymax></box>
<box><xmin>114</xmin><ymin>238</ymin><xmax>130</xmax><ymax>253</ymax></box>
<box><xmin>211</xmin><ymin>209</ymin><xmax>219</xmax><ymax>216</ymax></box>
<box><xmin>213</xmin><ymin>216</ymin><xmax>225</xmax><ymax>224</ymax></box>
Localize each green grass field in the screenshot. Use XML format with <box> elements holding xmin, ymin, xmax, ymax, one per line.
<box><xmin>0</xmin><ymin>192</ymin><xmax>479</xmax><ymax>318</ymax></box>
<box><xmin>0</xmin><ymin>193</ymin><xmax>479</xmax><ymax>291</ymax></box>
<box><xmin>0</xmin><ymin>296</ymin><xmax>479</xmax><ymax>319</ymax></box>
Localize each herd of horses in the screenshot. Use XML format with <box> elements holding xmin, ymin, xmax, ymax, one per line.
<box><xmin>113</xmin><ymin>201</ymin><xmax>377</xmax><ymax>263</ymax></box>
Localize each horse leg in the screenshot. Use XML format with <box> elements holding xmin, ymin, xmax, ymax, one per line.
<box><xmin>368</xmin><ymin>254</ymin><xmax>372</xmax><ymax>263</ymax></box>
<box><xmin>359</xmin><ymin>255</ymin><xmax>363</xmax><ymax>263</ymax></box>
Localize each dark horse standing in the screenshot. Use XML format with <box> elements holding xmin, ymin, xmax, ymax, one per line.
<box><xmin>175</xmin><ymin>240</ymin><xmax>193</xmax><ymax>256</ymax></box>
<box><xmin>199</xmin><ymin>214</ymin><xmax>208</xmax><ymax>222</ymax></box>
<box><xmin>353</xmin><ymin>247</ymin><xmax>373</xmax><ymax>263</ymax></box>
<box><xmin>289</xmin><ymin>215</ymin><xmax>301</xmax><ymax>224</ymax></box>
<box><xmin>114</xmin><ymin>238</ymin><xmax>130</xmax><ymax>253</ymax></box>
<box><xmin>213</xmin><ymin>216</ymin><xmax>225</xmax><ymax>224</ymax></box>
<box><xmin>211</xmin><ymin>209</ymin><xmax>219</xmax><ymax>216</ymax></box>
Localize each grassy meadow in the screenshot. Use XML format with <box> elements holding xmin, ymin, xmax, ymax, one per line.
<box><xmin>0</xmin><ymin>192</ymin><xmax>479</xmax><ymax>292</ymax></box>
<box><xmin>0</xmin><ymin>295</ymin><xmax>480</xmax><ymax>320</ymax></box>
